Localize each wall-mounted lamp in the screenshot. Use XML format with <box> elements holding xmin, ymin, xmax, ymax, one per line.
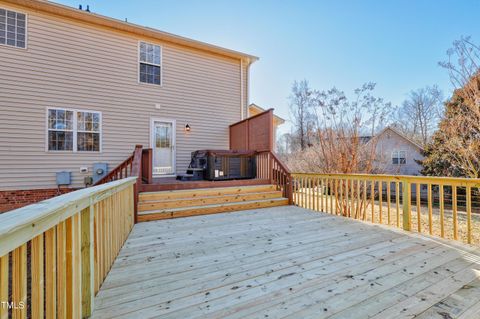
<box><xmin>185</xmin><ymin>124</ymin><xmax>191</xmax><ymax>132</ymax></box>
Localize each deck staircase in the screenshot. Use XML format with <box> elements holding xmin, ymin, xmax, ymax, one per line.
<box><xmin>137</xmin><ymin>184</ymin><xmax>289</xmax><ymax>222</ymax></box>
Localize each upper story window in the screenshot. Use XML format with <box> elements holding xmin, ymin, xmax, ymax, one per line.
<box><xmin>139</xmin><ymin>42</ymin><xmax>161</xmax><ymax>85</ymax></box>
<box><xmin>392</xmin><ymin>150</ymin><xmax>406</xmax><ymax>165</ymax></box>
<box><xmin>0</xmin><ymin>8</ymin><xmax>26</xmax><ymax>48</ymax></box>
<box><xmin>47</xmin><ymin>108</ymin><xmax>101</xmax><ymax>152</ymax></box>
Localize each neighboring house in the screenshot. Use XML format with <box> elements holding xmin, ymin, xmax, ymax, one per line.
<box><xmin>248</xmin><ymin>103</ymin><xmax>285</xmax><ymax>149</ymax></box>
<box><xmin>372</xmin><ymin>126</ymin><xmax>425</xmax><ymax>175</ymax></box>
<box><xmin>0</xmin><ymin>0</ymin><xmax>258</xmax><ymax>211</ymax></box>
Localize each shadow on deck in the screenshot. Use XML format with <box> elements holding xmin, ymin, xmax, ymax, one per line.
<box><xmin>92</xmin><ymin>206</ymin><xmax>480</xmax><ymax>319</ymax></box>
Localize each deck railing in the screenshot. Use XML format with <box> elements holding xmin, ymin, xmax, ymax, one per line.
<box><xmin>0</xmin><ymin>177</ymin><xmax>137</xmax><ymax>319</ymax></box>
<box><xmin>291</xmin><ymin>173</ymin><xmax>480</xmax><ymax>245</ymax></box>
<box><xmin>256</xmin><ymin>151</ymin><xmax>293</xmax><ymax>203</ymax></box>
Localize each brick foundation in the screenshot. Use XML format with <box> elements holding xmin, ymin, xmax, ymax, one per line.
<box><xmin>0</xmin><ymin>188</ymin><xmax>75</xmax><ymax>213</ymax></box>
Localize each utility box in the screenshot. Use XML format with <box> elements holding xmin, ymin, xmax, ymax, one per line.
<box><xmin>93</xmin><ymin>162</ymin><xmax>108</xmax><ymax>184</ymax></box>
<box><xmin>56</xmin><ymin>171</ymin><xmax>71</xmax><ymax>186</ymax></box>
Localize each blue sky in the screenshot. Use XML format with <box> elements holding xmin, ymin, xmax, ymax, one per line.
<box><xmin>54</xmin><ymin>0</ymin><xmax>480</xmax><ymax>135</ymax></box>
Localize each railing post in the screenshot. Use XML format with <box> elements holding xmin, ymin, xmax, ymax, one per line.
<box><xmin>81</xmin><ymin>204</ymin><xmax>95</xmax><ymax>318</ymax></box>
<box><xmin>402</xmin><ymin>179</ymin><xmax>411</xmax><ymax>231</ymax></box>
<box><xmin>269</xmin><ymin>153</ymin><xmax>273</xmax><ymax>184</ymax></box>
<box><xmin>287</xmin><ymin>175</ymin><xmax>293</xmax><ymax>205</ymax></box>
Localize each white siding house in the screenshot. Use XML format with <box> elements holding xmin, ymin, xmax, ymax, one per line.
<box><xmin>0</xmin><ymin>0</ymin><xmax>257</xmax><ymax>191</ymax></box>
<box><xmin>372</xmin><ymin>126</ymin><xmax>425</xmax><ymax>175</ymax></box>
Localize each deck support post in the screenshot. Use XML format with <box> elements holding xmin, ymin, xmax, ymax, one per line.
<box><xmin>402</xmin><ymin>180</ymin><xmax>411</xmax><ymax>231</ymax></box>
<box><xmin>81</xmin><ymin>204</ymin><xmax>95</xmax><ymax>318</ymax></box>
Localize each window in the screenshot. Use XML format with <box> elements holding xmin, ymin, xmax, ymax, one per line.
<box><xmin>77</xmin><ymin>111</ymin><xmax>101</xmax><ymax>151</ymax></box>
<box><xmin>0</xmin><ymin>8</ymin><xmax>26</xmax><ymax>48</ymax></box>
<box><xmin>47</xmin><ymin>108</ymin><xmax>101</xmax><ymax>152</ymax></box>
<box><xmin>155</xmin><ymin>125</ymin><xmax>171</xmax><ymax>148</ymax></box>
<box><xmin>48</xmin><ymin>109</ymin><xmax>74</xmax><ymax>151</ymax></box>
<box><xmin>392</xmin><ymin>150</ymin><xmax>406</xmax><ymax>165</ymax></box>
<box><xmin>139</xmin><ymin>42</ymin><xmax>161</xmax><ymax>85</ymax></box>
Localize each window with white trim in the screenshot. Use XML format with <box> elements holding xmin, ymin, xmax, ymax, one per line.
<box><xmin>139</xmin><ymin>42</ymin><xmax>161</xmax><ymax>85</ymax></box>
<box><xmin>392</xmin><ymin>150</ymin><xmax>406</xmax><ymax>165</ymax></box>
<box><xmin>77</xmin><ymin>111</ymin><xmax>101</xmax><ymax>151</ymax></box>
<box><xmin>0</xmin><ymin>8</ymin><xmax>26</xmax><ymax>48</ymax></box>
<box><xmin>47</xmin><ymin>108</ymin><xmax>101</xmax><ymax>152</ymax></box>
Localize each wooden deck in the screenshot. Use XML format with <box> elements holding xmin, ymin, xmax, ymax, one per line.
<box><xmin>92</xmin><ymin>206</ymin><xmax>480</xmax><ymax>319</ymax></box>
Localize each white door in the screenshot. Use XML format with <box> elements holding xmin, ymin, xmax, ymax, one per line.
<box><xmin>151</xmin><ymin>119</ymin><xmax>175</xmax><ymax>175</ymax></box>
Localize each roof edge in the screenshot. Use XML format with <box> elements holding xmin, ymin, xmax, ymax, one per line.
<box><xmin>5</xmin><ymin>0</ymin><xmax>259</xmax><ymax>62</ymax></box>
<box><xmin>376</xmin><ymin>126</ymin><xmax>425</xmax><ymax>151</ymax></box>
<box><xmin>249</xmin><ymin>103</ymin><xmax>286</xmax><ymax>124</ymax></box>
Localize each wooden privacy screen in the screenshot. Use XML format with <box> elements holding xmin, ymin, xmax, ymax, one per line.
<box><xmin>229</xmin><ymin>109</ymin><xmax>274</xmax><ymax>152</ymax></box>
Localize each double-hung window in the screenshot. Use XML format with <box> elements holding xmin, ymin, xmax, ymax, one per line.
<box><xmin>47</xmin><ymin>108</ymin><xmax>101</xmax><ymax>152</ymax></box>
<box><xmin>139</xmin><ymin>42</ymin><xmax>161</xmax><ymax>85</ymax></box>
<box><xmin>392</xmin><ymin>150</ymin><xmax>406</xmax><ymax>165</ymax></box>
<box><xmin>0</xmin><ymin>8</ymin><xmax>26</xmax><ymax>48</ymax></box>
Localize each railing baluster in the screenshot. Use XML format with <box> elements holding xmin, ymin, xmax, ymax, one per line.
<box><xmin>356</xmin><ymin>179</ymin><xmax>360</xmax><ymax>219</ymax></box>
<box><xmin>416</xmin><ymin>183</ymin><xmax>421</xmax><ymax>233</ymax></box>
<box><xmin>336</xmin><ymin>179</ymin><xmax>340</xmax><ymax>215</ymax></box>
<box><xmin>428</xmin><ymin>184</ymin><xmax>433</xmax><ymax>235</ymax></box>
<box><xmin>31</xmin><ymin>233</ymin><xmax>44</xmax><ymax>319</ymax></box>
<box><xmin>12</xmin><ymin>244</ymin><xmax>27</xmax><ymax>319</ymax></box>
<box><xmin>379</xmin><ymin>181</ymin><xmax>383</xmax><ymax>224</ymax></box>
<box><xmin>439</xmin><ymin>184</ymin><xmax>444</xmax><ymax>237</ymax></box>
<box><xmin>345</xmin><ymin>179</ymin><xmax>349</xmax><ymax>217</ymax></box>
<box><xmin>467</xmin><ymin>186</ymin><xmax>472</xmax><ymax>244</ymax></box>
<box><xmin>81</xmin><ymin>205</ymin><xmax>95</xmax><ymax>317</ymax></box>
<box><xmin>402</xmin><ymin>180</ymin><xmax>411</xmax><ymax>231</ymax></box>
<box><xmin>320</xmin><ymin>179</ymin><xmax>324</xmax><ymax>212</ymax></box>
<box><xmin>387</xmin><ymin>182</ymin><xmax>391</xmax><ymax>225</ymax></box>
<box><xmin>0</xmin><ymin>254</ymin><xmax>8</xmax><ymax>319</ymax></box>
<box><xmin>371</xmin><ymin>181</ymin><xmax>375</xmax><ymax>223</ymax></box>
<box><xmin>45</xmin><ymin>227</ymin><xmax>57</xmax><ymax>319</ymax></box>
<box><xmin>57</xmin><ymin>220</ymin><xmax>67</xmax><ymax>318</ymax></box>
<box><xmin>363</xmin><ymin>180</ymin><xmax>367</xmax><ymax>221</ymax></box>
<box><xmin>307</xmin><ymin>178</ymin><xmax>311</xmax><ymax>210</ymax></box>
<box><xmin>452</xmin><ymin>185</ymin><xmax>457</xmax><ymax>240</ymax></box>
<box><xmin>395</xmin><ymin>181</ymin><xmax>400</xmax><ymax>228</ymax></box>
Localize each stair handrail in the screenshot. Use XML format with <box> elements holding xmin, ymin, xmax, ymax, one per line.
<box><xmin>255</xmin><ymin>150</ymin><xmax>293</xmax><ymax>204</ymax></box>
<box><xmin>94</xmin><ymin>145</ymin><xmax>144</xmax><ymax>222</ymax></box>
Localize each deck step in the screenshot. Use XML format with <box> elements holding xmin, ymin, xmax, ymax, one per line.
<box><xmin>138</xmin><ymin>191</ymin><xmax>283</xmax><ymax>211</ymax></box>
<box><xmin>139</xmin><ymin>184</ymin><xmax>277</xmax><ymax>201</ymax></box>
<box><xmin>137</xmin><ymin>197</ymin><xmax>289</xmax><ymax>222</ymax></box>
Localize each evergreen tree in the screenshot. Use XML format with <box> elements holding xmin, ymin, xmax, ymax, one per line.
<box><xmin>421</xmin><ymin>91</ymin><xmax>480</xmax><ymax>177</ymax></box>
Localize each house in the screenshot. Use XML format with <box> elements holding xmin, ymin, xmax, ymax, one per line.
<box><xmin>372</xmin><ymin>126</ymin><xmax>425</xmax><ymax>175</ymax></box>
<box><xmin>248</xmin><ymin>103</ymin><xmax>285</xmax><ymax>149</ymax></box>
<box><xmin>0</xmin><ymin>0</ymin><xmax>262</xmax><ymax>211</ymax></box>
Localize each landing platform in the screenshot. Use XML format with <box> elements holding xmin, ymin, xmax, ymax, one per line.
<box><xmin>141</xmin><ymin>177</ymin><xmax>270</xmax><ymax>192</ymax></box>
<box><xmin>93</xmin><ymin>206</ymin><xmax>480</xmax><ymax>318</ymax></box>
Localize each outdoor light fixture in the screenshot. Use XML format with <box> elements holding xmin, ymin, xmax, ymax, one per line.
<box><xmin>185</xmin><ymin>124</ymin><xmax>191</xmax><ymax>132</ymax></box>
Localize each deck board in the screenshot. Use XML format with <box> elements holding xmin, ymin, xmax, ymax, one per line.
<box><xmin>92</xmin><ymin>206</ymin><xmax>480</xmax><ymax>319</ymax></box>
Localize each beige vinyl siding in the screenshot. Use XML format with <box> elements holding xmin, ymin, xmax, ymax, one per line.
<box><xmin>0</xmin><ymin>2</ymin><xmax>248</xmax><ymax>190</ymax></box>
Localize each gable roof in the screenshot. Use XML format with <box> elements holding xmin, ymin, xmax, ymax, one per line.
<box><xmin>249</xmin><ymin>103</ymin><xmax>285</xmax><ymax>125</ymax></box>
<box><xmin>5</xmin><ymin>0</ymin><xmax>259</xmax><ymax>63</ymax></box>
<box><xmin>374</xmin><ymin>126</ymin><xmax>424</xmax><ymax>151</ymax></box>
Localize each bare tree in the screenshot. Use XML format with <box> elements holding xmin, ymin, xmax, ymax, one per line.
<box><xmin>394</xmin><ymin>85</ymin><xmax>444</xmax><ymax>145</ymax></box>
<box><xmin>288</xmin><ymin>80</ymin><xmax>315</xmax><ymax>151</ymax></box>
<box><xmin>285</xmin><ymin>82</ymin><xmax>392</xmax><ymax>174</ymax></box>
